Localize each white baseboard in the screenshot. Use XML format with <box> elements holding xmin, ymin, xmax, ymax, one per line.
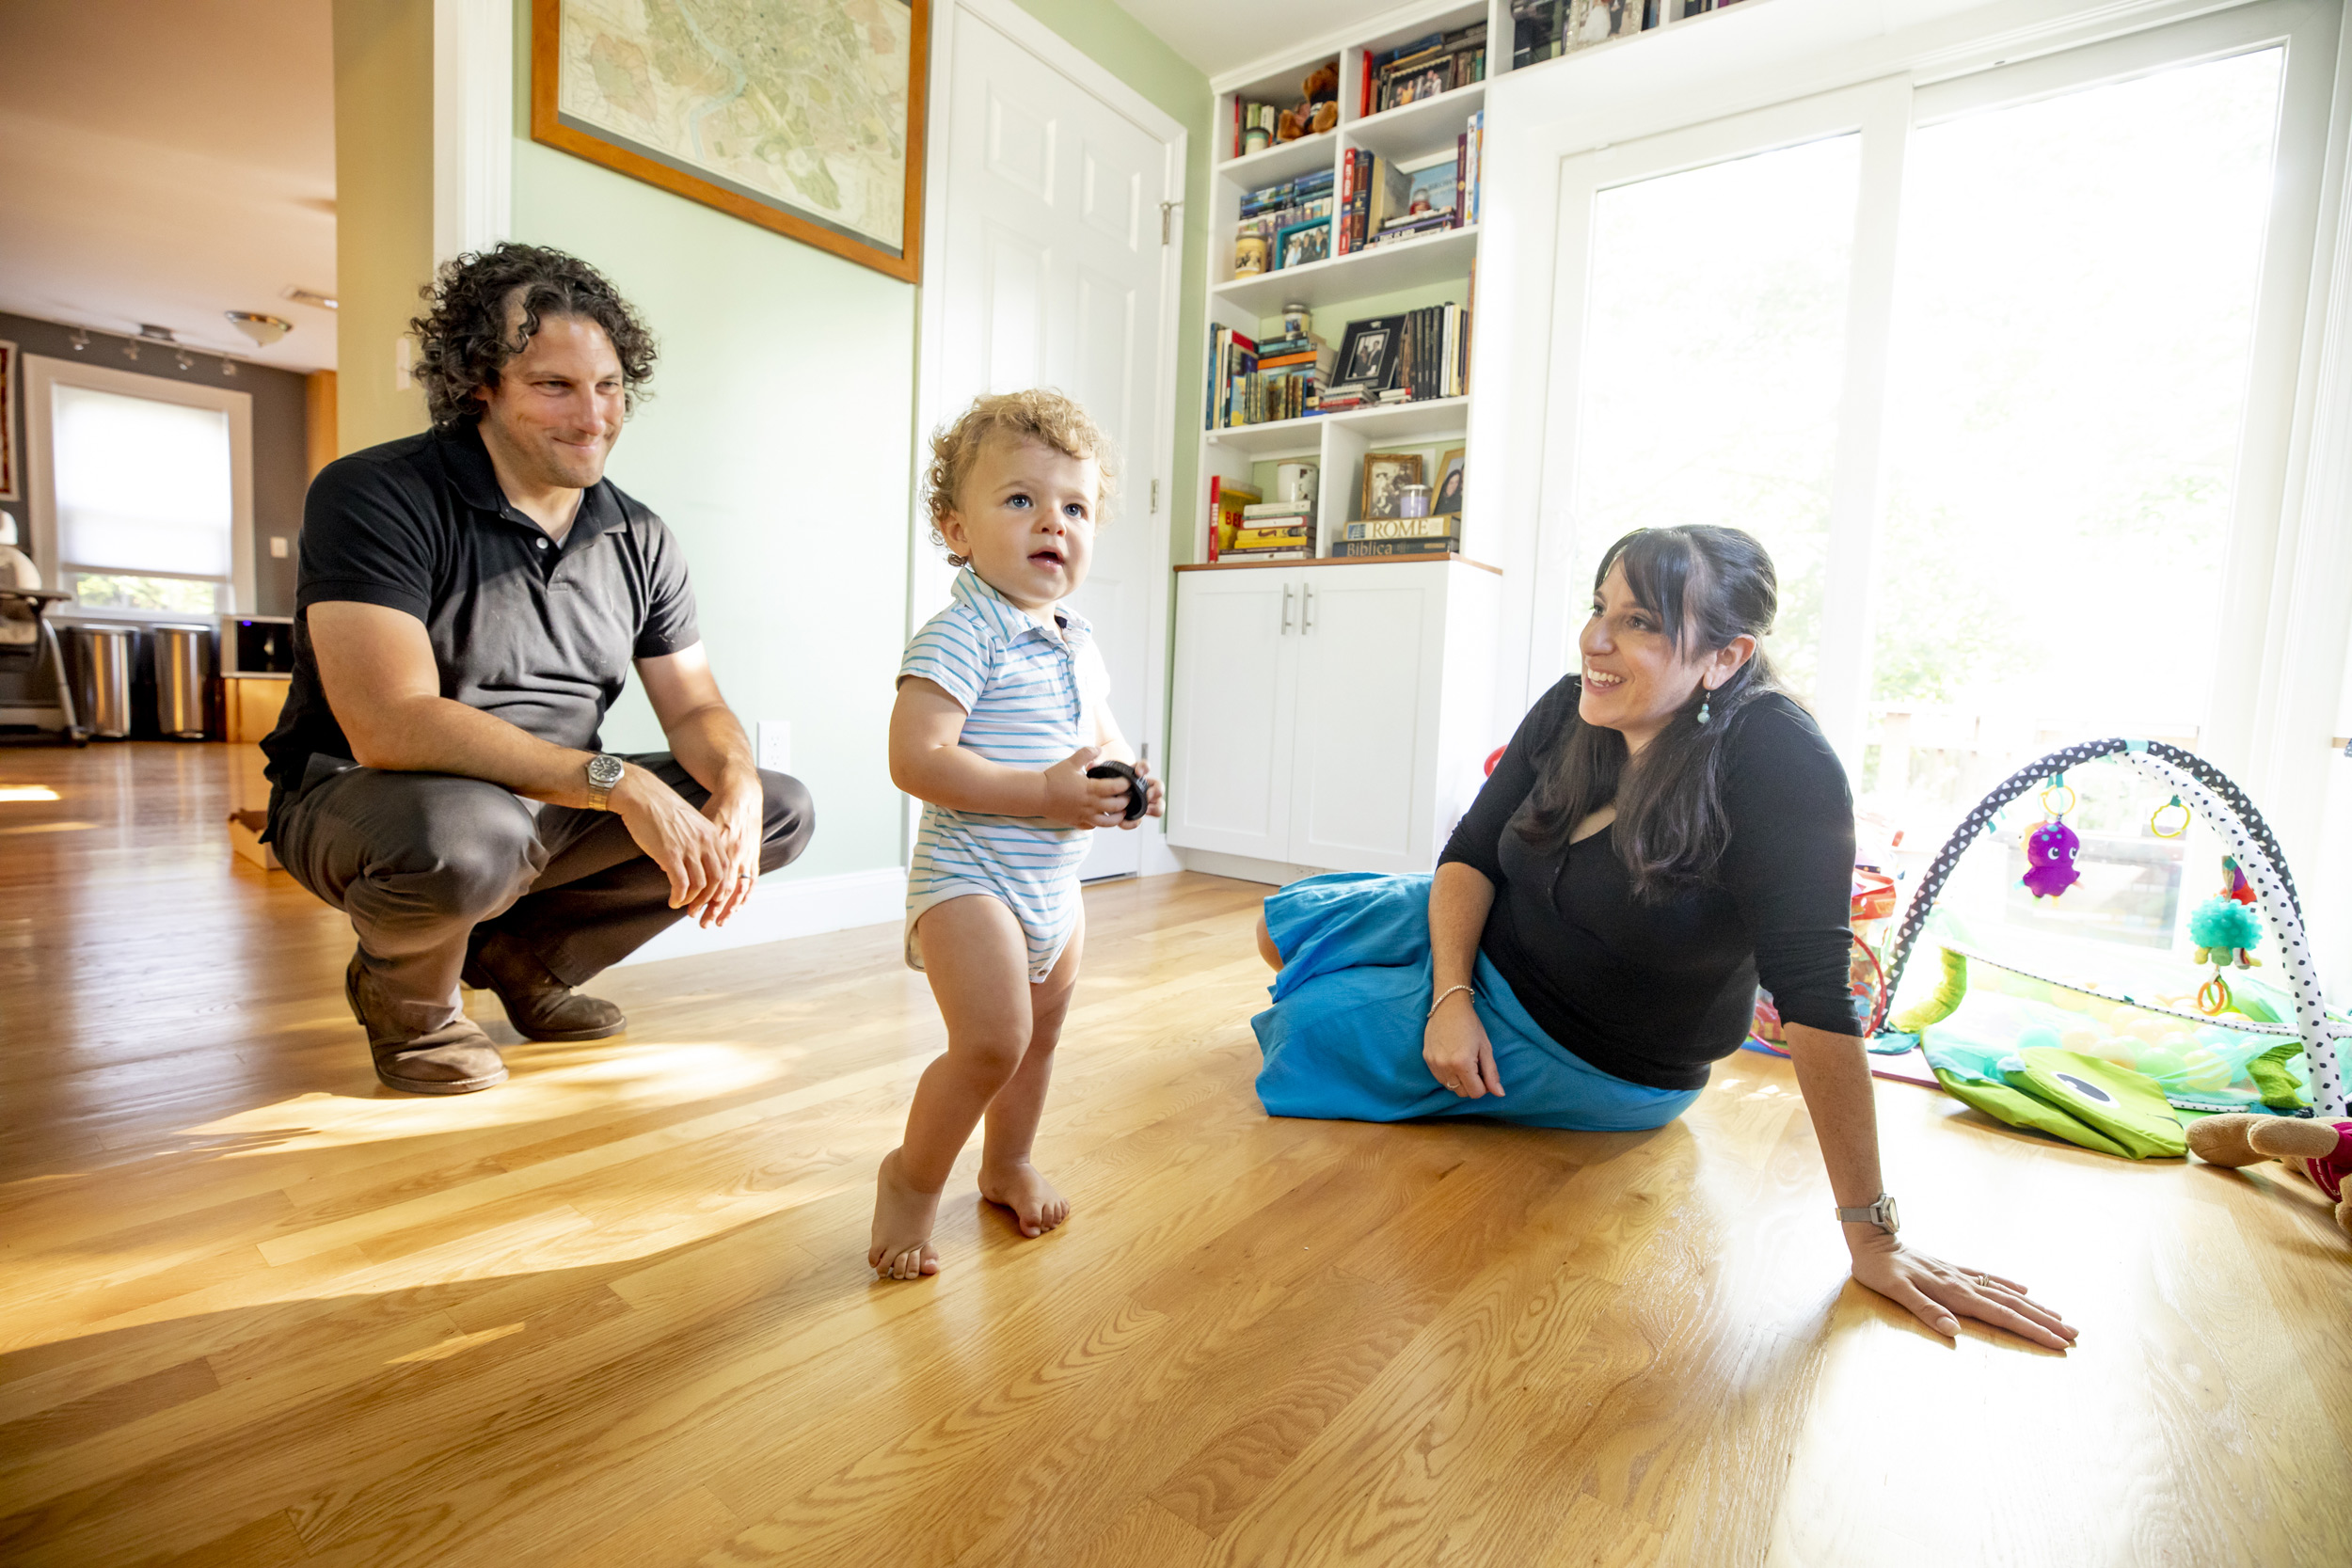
<box><xmin>1171</xmin><ymin>847</ymin><xmax>1339</xmax><ymax>888</ymax></box>
<box><xmin>617</xmin><ymin>865</ymin><xmax>906</xmax><ymax>966</ymax></box>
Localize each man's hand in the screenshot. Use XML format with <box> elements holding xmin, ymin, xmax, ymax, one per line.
<box><xmin>1115</xmin><ymin>758</ymin><xmax>1166</xmax><ymax>832</ymax></box>
<box><xmin>1041</xmin><ymin>746</ymin><xmax>1133</xmax><ymax>830</ymax></box>
<box><xmin>697</xmin><ymin>773</ymin><xmax>766</xmax><ymax>927</ymax></box>
<box><xmin>611</xmin><ymin>764</ymin><xmax>732</xmax><ymax>917</ymax></box>
<box><xmin>1422</xmin><ymin>988</ymin><xmax>1503</xmax><ymax>1099</ymax></box>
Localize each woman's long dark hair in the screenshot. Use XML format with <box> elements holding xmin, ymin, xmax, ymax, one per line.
<box><xmin>1515</xmin><ymin>526</ymin><xmax>1784</xmax><ymax>898</ymax></box>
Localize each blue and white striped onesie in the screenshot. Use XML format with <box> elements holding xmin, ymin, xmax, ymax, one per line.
<box><xmin>899</xmin><ymin>567</ymin><xmax>1109</xmax><ymax>982</ymax></box>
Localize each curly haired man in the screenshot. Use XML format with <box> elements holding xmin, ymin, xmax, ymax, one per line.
<box><xmin>262</xmin><ymin>244</ymin><xmax>814</xmax><ymax>1094</ymax></box>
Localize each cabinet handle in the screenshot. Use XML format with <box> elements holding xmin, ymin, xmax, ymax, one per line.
<box><xmin>1281</xmin><ymin>583</ymin><xmax>1294</xmax><ymax>634</ymax></box>
<box><xmin>1303</xmin><ymin>583</ymin><xmax>1315</xmax><ymax>633</ymax></box>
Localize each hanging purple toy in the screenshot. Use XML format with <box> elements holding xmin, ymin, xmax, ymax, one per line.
<box><xmin>2022</xmin><ymin>774</ymin><xmax>2081</xmax><ymax>900</ymax></box>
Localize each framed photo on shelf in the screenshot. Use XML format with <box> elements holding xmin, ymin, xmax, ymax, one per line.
<box><xmin>530</xmin><ymin>0</ymin><xmax>929</xmax><ymax>283</ymax></box>
<box><xmin>1359</xmin><ymin>451</ymin><xmax>1426</xmax><ymax>520</ymax></box>
<box><xmin>1433</xmin><ymin>447</ymin><xmax>1465</xmax><ymax>514</ymax></box>
<box><xmin>1273</xmin><ymin>217</ymin><xmax>1331</xmax><ymax>271</ymax></box>
<box><xmin>1333</xmin><ymin>316</ymin><xmax>1403</xmax><ymax>390</ymax></box>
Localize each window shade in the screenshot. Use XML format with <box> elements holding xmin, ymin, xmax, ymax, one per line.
<box><xmin>53</xmin><ymin>384</ymin><xmax>232</xmax><ymax>578</ymax></box>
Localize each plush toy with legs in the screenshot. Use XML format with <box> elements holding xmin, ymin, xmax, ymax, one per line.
<box><xmin>2187</xmin><ymin>1113</ymin><xmax>2352</xmax><ymax>1241</ymax></box>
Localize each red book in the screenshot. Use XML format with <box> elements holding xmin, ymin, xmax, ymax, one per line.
<box><xmin>1206</xmin><ymin>474</ymin><xmax>1221</xmax><ymax>560</ymax></box>
<box><xmin>1360</xmin><ymin>52</ymin><xmax>1374</xmax><ymax>119</ymax></box>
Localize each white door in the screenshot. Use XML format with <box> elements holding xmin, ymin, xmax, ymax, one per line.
<box><xmin>1288</xmin><ymin>566</ymin><xmax>1444</xmax><ymax>874</ymax></box>
<box><xmin>928</xmin><ymin>6</ymin><xmax>1179</xmax><ymax>879</ymax></box>
<box><xmin>1167</xmin><ymin>568</ymin><xmax>1298</xmax><ymax>863</ymax></box>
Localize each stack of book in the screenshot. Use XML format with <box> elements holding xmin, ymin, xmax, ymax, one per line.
<box><xmin>1330</xmin><ymin>514</ymin><xmax>1460</xmax><ymax>559</ymax></box>
<box><xmin>1361</xmin><ymin>23</ymin><xmax>1486</xmax><ymax>115</ymax></box>
<box><xmin>1237</xmin><ymin>170</ymin><xmax>1334</xmax><ymax>247</ymax></box>
<box><xmin>1218</xmin><ymin>494</ymin><xmax>1316</xmax><ymax>562</ymax></box>
<box><xmin>1203</xmin><ymin>325</ymin><xmax>1335</xmax><ymax>429</ymax></box>
<box><xmin>1335</xmin><ymin>113</ymin><xmax>1483</xmax><ymax>255</ymax></box>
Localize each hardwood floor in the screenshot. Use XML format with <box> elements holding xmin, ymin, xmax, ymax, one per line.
<box><xmin>2</xmin><ymin>742</ymin><xmax>2348</xmax><ymax>1566</ymax></box>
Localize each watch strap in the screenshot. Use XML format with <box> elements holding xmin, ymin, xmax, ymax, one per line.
<box><xmin>1835</xmin><ymin>1193</ymin><xmax>1899</xmax><ymax>1232</ymax></box>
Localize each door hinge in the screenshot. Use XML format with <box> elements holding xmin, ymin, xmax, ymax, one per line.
<box><xmin>1160</xmin><ymin>199</ymin><xmax>1181</xmax><ymax>245</ymax></box>
<box><xmin>1151</xmin><ymin>479</ymin><xmax>1160</xmax><ymax>514</ymax></box>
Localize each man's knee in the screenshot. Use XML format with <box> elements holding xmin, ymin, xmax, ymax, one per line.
<box><xmin>372</xmin><ymin>784</ymin><xmax>543</xmax><ymax>919</ymax></box>
<box><xmin>756</xmin><ymin>769</ymin><xmax>816</xmax><ymax>873</ymax></box>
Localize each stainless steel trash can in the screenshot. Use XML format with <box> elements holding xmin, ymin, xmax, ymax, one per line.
<box><xmin>153</xmin><ymin>623</ymin><xmax>213</xmax><ymax>739</ymax></box>
<box><xmin>70</xmin><ymin>625</ymin><xmax>134</xmax><ymax>739</ymax></box>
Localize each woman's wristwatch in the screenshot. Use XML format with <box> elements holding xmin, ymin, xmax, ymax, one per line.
<box><xmin>1834</xmin><ymin>1193</ymin><xmax>1899</xmax><ymax>1234</ymax></box>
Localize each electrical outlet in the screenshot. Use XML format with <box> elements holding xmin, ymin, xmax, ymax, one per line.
<box><xmin>756</xmin><ymin>721</ymin><xmax>791</xmax><ymax>774</ymax></box>
<box><xmin>268</xmin><ymin>535</ymin><xmax>290</xmax><ymax>559</ymax></box>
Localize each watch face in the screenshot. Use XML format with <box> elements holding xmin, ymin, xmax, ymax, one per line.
<box><xmin>588</xmin><ymin>755</ymin><xmax>624</xmax><ymax>787</ymax></box>
<box><xmin>1882</xmin><ymin>1195</ymin><xmax>1899</xmax><ymax>1232</ymax></box>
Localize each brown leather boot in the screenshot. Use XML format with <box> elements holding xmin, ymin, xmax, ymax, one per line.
<box><xmin>460</xmin><ymin>930</ymin><xmax>627</xmax><ymax>1042</ymax></box>
<box><xmin>345</xmin><ymin>952</ymin><xmax>508</xmax><ymax>1095</ymax></box>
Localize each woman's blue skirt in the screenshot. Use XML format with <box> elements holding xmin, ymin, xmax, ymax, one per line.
<box><xmin>1251</xmin><ymin>873</ymin><xmax>1700</xmax><ymax>1132</ymax></box>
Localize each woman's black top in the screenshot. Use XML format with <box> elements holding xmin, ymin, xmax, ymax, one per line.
<box><xmin>1438</xmin><ymin>676</ymin><xmax>1857</xmax><ymax>1090</ymax></box>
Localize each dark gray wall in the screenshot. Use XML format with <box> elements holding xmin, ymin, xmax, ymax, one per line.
<box><xmin>1</xmin><ymin>309</ymin><xmax>307</xmax><ymax>616</ymax></box>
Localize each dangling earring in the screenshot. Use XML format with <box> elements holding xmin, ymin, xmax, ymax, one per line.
<box><xmin>1695</xmin><ymin>686</ymin><xmax>1712</xmax><ymax>726</ymax></box>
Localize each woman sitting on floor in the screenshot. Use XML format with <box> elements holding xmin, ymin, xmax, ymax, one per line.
<box><xmin>1250</xmin><ymin>525</ymin><xmax>2076</xmax><ymax>1351</ymax></box>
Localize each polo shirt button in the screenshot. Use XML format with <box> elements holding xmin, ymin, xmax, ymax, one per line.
<box><xmin>534</xmin><ymin>537</ymin><xmax>548</xmax><ymax>550</ymax></box>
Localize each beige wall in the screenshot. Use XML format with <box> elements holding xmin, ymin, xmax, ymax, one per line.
<box><xmin>331</xmin><ymin>0</ymin><xmax>433</xmax><ymax>453</ymax></box>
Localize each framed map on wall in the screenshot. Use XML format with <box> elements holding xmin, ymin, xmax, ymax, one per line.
<box><xmin>532</xmin><ymin>0</ymin><xmax>930</xmax><ymax>283</ymax></box>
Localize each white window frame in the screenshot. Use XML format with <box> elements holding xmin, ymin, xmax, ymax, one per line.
<box><xmin>22</xmin><ymin>354</ymin><xmax>257</xmax><ymax>619</ymax></box>
<box><xmin>1476</xmin><ymin>0</ymin><xmax>2351</xmax><ymax>853</ymax></box>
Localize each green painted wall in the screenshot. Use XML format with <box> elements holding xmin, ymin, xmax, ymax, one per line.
<box><xmin>332</xmin><ymin>0</ymin><xmax>434</xmax><ymax>451</ymax></box>
<box><xmin>501</xmin><ymin>0</ymin><xmax>1207</xmax><ymax>880</ymax></box>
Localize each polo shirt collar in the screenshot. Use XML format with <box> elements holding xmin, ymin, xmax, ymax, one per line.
<box><xmin>433</xmin><ymin>421</ymin><xmax>623</xmax><ymax>545</ymax></box>
<box><xmin>952</xmin><ymin>565</ymin><xmax>1089</xmax><ymax>648</ymax></box>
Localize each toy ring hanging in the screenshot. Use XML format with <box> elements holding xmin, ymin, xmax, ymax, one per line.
<box><xmin>2040</xmin><ymin>780</ymin><xmax>2078</xmax><ymax>818</ymax></box>
<box><xmin>2199</xmin><ymin>974</ymin><xmax>2234</xmax><ymax>1015</ymax></box>
<box><xmin>2151</xmin><ymin>795</ymin><xmax>2191</xmax><ymax>838</ymax></box>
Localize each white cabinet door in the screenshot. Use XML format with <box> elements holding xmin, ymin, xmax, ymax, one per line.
<box><xmin>1287</xmin><ymin>566</ymin><xmax>1447</xmax><ymax>874</ymax></box>
<box><xmin>1168</xmin><ymin>569</ymin><xmax>1298</xmax><ymax>861</ymax></box>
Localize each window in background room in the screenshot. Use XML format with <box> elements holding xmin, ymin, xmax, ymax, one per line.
<box><xmin>53</xmin><ymin>383</ymin><xmax>235</xmax><ymax>614</ymax></box>
<box><xmin>1571</xmin><ymin>134</ymin><xmax>1860</xmax><ymax>705</ymax></box>
<box><xmin>1860</xmin><ymin>48</ymin><xmax>2284</xmax><ymax>938</ymax></box>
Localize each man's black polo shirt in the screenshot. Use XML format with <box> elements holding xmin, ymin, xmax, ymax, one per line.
<box><xmin>261</xmin><ymin>422</ymin><xmax>699</xmax><ymax>826</ymax></box>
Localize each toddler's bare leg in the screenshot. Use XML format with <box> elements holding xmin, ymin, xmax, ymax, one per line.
<box><xmin>872</xmin><ymin>896</ymin><xmax>1034</xmax><ymax>1279</ymax></box>
<box><xmin>979</xmin><ymin>906</ymin><xmax>1083</xmax><ymax>1238</ymax></box>
<box><xmin>1255</xmin><ymin>909</ymin><xmax>1282</xmax><ymax>971</ymax></box>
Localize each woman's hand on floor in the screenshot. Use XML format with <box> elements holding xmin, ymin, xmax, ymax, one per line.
<box><xmin>1422</xmin><ymin>990</ymin><xmax>1502</xmax><ymax>1099</ymax></box>
<box><xmin>1846</xmin><ymin>1230</ymin><xmax>2078</xmax><ymax>1350</ymax></box>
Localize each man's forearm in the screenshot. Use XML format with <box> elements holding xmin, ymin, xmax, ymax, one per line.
<box><xmin>662</xmin><ymin>700</ymin><xmax>759</xmax><ymax>799</ymax></box>
<box><xmin>359</xmin><ymin>694</ymin><xmax>603</xmax><ymax>806</ymax></box>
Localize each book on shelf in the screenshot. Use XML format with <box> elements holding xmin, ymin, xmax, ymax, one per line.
<box><xmin>1204</xmin><ymin>477</ymin><xmax>1261</xmax><ymax>561</ymax></box>
<box><xmin>1227</xmin><ymin>525</ymin><xmax>1311</xmax><ymax>550</ymax></box>
<box><xmin>1328</xmin><ymin>539</ymin><xmax>1457</xmax><ymax>558</ymax></box>
<box><xmin>1240</xmin><ymin>499</ymin><xmax>1314</xmax><ymax>519</ymax></box>
<box><xmin>1217</xmin><ymin>546</ymin><xmax>1311</xmax><ymax>562</ymax></box>
<box><xmin>1345</xmin><ymin>515</ymin><xmax>1461</xmax><ymax>542</ymax></box>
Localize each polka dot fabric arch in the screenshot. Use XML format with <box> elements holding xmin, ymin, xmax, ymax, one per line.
<box><xmin>1879</xmin><ymin>739</ymin><xmax>2347</xmax><ymax>1117</ymax></box>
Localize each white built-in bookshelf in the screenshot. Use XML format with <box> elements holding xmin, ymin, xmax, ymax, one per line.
<box><xmin>1197</xmin><ymin>1</ymin><xmax>1756</xmax><ymax>564</ymax></box>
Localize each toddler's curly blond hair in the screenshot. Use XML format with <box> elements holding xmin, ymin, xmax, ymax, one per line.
<box><xmin>924</xmin><ymin>388</ymin><xmax>1118</xmax><ymax>567</ymax></box>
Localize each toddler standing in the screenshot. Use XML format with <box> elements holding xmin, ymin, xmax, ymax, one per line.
<box><xmin>872</xmin><ymin>389</ymin><xmax>1163</xmax><ymax>1280</ymax></box>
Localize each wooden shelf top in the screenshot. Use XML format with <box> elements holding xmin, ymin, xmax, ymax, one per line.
<box><xmin>1178</xmin><ymin>552</ymin><xmax>1499</xmax><ymax>576</ymax></box>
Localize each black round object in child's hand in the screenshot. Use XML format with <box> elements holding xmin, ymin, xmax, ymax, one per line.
<box><xmin>1086</xmin><ymin>759</ymin><xmax>1148</xmax><ymax>820</ymax></box>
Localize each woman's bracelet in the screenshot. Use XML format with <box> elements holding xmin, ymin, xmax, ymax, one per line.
<box><xmin>1428</xmin><ymin>984</ymin><xmax>1475</xmax><ymax>1020</ymax></box>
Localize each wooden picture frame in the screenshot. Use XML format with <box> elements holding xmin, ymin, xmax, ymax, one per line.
<box><xmin>1434</xmin><ymin>446</ymin><xmax>1465</xmax><ymax>514</ymax></box>
<box><xmin>530</xmin><ymin>0</ymin><xmax>929</xmax><ymax>284</ymax></box>
<box><xmin>0</xmin><ymin>341</ymin><xmax>16</xmax><ymax>501</ymax></box>
<box><xmin>1359</xmin><ymin>451</ymin><xmax>1425</xmax><ymax>520</ymax></box>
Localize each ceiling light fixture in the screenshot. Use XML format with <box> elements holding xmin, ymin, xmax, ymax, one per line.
<box><xmin>280</xmin><ymin>287</ymin><xmax>338</xmax><ymax>311</ymax></box>
<box><xmin>121</xmin><ymin>340</ymin><xmax>139</xmax><ymax>361</ymax></box>
<box><xmin>221</xmin><ymin>358</ymin><xmax>238</xmax><ymax>378</ymax></box>
<box><xmin>137</xmin><ymin>324</ymin><xmax>178</xmax><ymax>342</ymax></box>
<box><xmin>175</xmin><ymin>348</ymin><xmax>196</xmax><ymax>371</ymax></box>
<box><xmin>227</xmin><ymin>311</ymin><xmax>295</xmax><ymax>348</ymax></box>
<box><xmin>67</xmin><ymin>327</ymin><xmax>90</xmax><ymax>353</ymax></box>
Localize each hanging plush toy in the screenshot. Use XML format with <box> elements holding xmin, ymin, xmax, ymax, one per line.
<box><xmin>2021</xmin><ymin>775</ymin><xmax>2080</xmax><ymax>900</ymax></box>
<box><xmin>2221</xmin><ymin>854</ymin><xmax>2257</xmax><ymax>907</ymax></box>
<box><xmin>2187</xmin><ymin>857</ymin><xmax>2264</xmax><ymax>1014</ymax></box>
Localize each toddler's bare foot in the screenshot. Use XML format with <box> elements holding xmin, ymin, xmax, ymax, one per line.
<box><xmin>979</xmin><ymin>1159</ymin><xmax>1069</xmax><ymax>1239</ymax></box>
<box><xmin>869</xmin><ymin>1149</ymin><xmax>942</xmax><ymax>1280</ymax></box>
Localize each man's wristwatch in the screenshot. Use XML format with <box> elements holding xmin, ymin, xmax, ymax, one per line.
<box><xmin>584</xmin><ymin>753</ymin><xmax>626</xmax><ymax>812</ymax></box>
<box><xmin>1835</xmin><ymin>1192</ymin><xmax>1899</xmax><ymax>1234</ymax></box>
